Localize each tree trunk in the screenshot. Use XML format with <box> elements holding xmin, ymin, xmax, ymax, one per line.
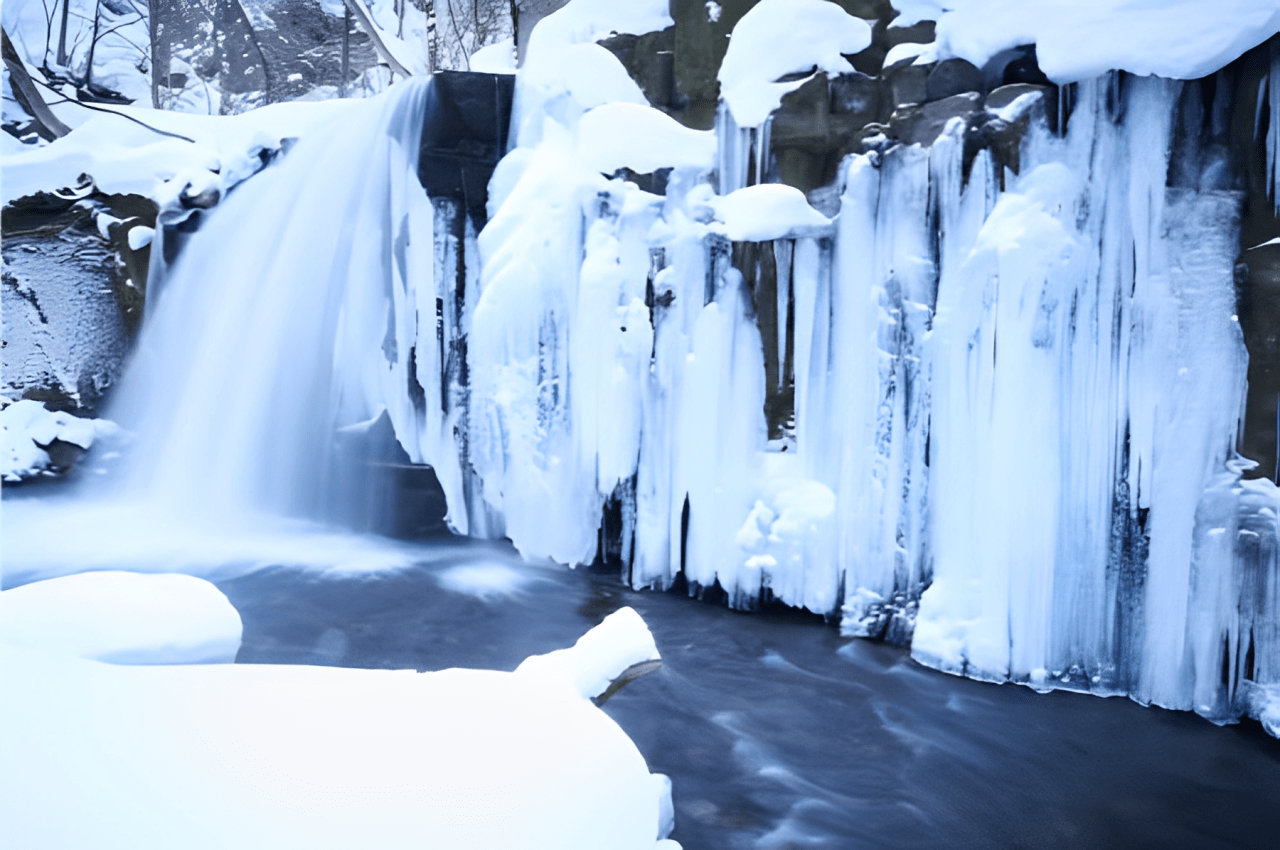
<box><xmin>340</xmin><ymin>6</ymin><xmax>350</xmax><ymax>97</ymax></box>
<box><xmin>85</xmin><ymin>0</ymin><xmax>101</xmax><ymax>89</ymax></box>
<box><xmin>56</xmin><ymin>0</ymin><xmax>71</xmax><ymax>67</ymax></box>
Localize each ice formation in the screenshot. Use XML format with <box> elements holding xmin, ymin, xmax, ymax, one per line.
<box><xmin>6</xmin><ymin>0</ymin><xmax>1280</xmax><ymax>733</ymax></box>
<box><xmin>0</xmin><ymin>571</ymin><xmax>242</xmax><ymax>664</ymax></box>
<box><xmin>0</xmin><ymin>608</ymin><xmax>678</xmax><ymax>850</ymax></box>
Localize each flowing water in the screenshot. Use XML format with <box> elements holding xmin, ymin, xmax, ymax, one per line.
<box><xmin>212</xmin><ymin>541</ymin><xmax>1280</xmax><ymax>850</ymax></box>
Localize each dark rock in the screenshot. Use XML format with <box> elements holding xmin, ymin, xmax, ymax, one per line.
<box><xmin>981</xmin><ymin>44</ymin><xmax>1052</xmax><ymax>90</ymax></box>
<box><xmin>888</xmin><ymin>91</ymin><xmax>982</xmax><ymax>147</ymax></box>
<box><xmin>44</xmin><ymin>439</ymin><xmax>87</xmax><ymax>472</ymax></box>
<box><xmin>830</xmin><ymin>71</ymin><xmax>881</xmax><ymax>124</ymax></box>
<box><xmin>771</xmin><ymin>73</ymin><xmax>871</xmax><ymax>192</ymax></box>
<box><xmin>418</xmin><ymin>71</ymin><xmax>516</xmax><ymax>227</ymax></box>
<box><xmin>881</xmin><ymin>59</ymin><xmax>928</xmax><ymax>109</ymax></box>
<box><xmin>926</xmin><ymin>58</ymin><xmax>984</xmax><ymax>102</ymax></box>
<box><xmin>2</xmin><ymin>199</ymin><xmax>131</xmax><ymax>414</ymax></box>
<box><xmin>884</xmin><ymin>19</ymin><xmax>935</xmax><ymax>51</ymax></box>
<box><xmin>599</xmin><ymin>27</ymin><xmax>676</xmax><ymax>112</ymax></box>
<box><xmin>179</xmin><ymin>185</ymin><xmax>221</xmax><ymax>209</ymax></box>
<box><xmin>610</xmin><ymin>167</ymin><xmax>673</xmax><ymax>196</ymax></box>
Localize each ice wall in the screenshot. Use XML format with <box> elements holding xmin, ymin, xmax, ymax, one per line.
<box><xmin>439</xmin><ymin>60</ymin><xmax>1277</xmax><ymax>723</ymax></box>
<box><xmin>94</xmin><ymin>2</ymin><xmax>1280</xmax><ymax>729</ymax></box>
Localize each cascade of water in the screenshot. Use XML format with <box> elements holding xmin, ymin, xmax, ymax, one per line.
<box><xmin>103</xmin><ymin>79</ymin><xmax>449</xmax><ymax>528</ymax></box>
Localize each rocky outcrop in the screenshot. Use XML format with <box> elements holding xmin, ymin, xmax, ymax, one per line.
<box><xmin>2</xmin><ymin>190</ymin><xmax>156</xmax><ymax>416</ymax></box>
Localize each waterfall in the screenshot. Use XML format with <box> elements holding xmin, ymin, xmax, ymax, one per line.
<box><xmin>106</xmin><ymin>79</ymin><xmax>453</xmax><ymax>528</ymax></box>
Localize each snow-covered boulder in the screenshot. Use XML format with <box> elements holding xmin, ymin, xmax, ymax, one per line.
<box><xmin>0</xmin><ymin>606</ymin><xmax>678</xmax><ymax>850</ymax></box>
<box><xmin>0</xmin><ymin>571</ymin><xmax>243</xmax><ymax>665</ymax></box>
<box><xmin>0</xmin><ymin>398</ymin><xmax>118</xmax><ymax>481</ymax></box>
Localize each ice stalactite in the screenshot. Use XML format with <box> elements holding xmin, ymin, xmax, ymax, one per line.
<box><xmin>1266</xmin><ymin>40</ymin><xmax>1280</xmax><ymax>214</ymax></box>
<box><xmin>913</xmin><ymin>76</ymin><xmax>1258</xmax><ymax>721</ymax></box>
<box><xmin>92</xmin><ymin>0</ymin><xmax>1280</xmax><ymax>731</ymax></box>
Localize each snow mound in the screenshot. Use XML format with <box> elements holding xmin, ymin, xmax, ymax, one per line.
<box><xmin>0</xmin><ymin>609</ymin><xmax>677</xmax><ymax>850</ymax></box>
<box><xmin>517</xmin><ymin>607</ymin><xmax>661</xmax><ymax>700</ymax></box>
<box><xmin>1</xmin><ymin>399</ymin><xmax>118</xmax><ymax>481</ymax></box>
<box><xmin>1</xmin><ymin>95</ymin><xmax>360</xmax><ymax>210</ymax></box>
<box><xmin>712</xmin><ymin>183</ymin><xmax>832</xmax><ymax>241</ymax></box>
<box><xmin>719</xmin><ymin>0</ymin><xmax>873</xmax><ymax>127</ymax></box>
<box><xmin>892</xmin><ymin>0</ymin><xmax>1280</xmax><ymax>83</ymax></box>
<box><xmin>470</xmin><ymin>38</ymin><xmax>517</xmax><ymax>74</ymax></box>
<box><xmin>0</xmin><ymin>571</ymin><xmax>242</xmax><ymax>665</ymax></box>
<box><xmin>578</xmin><ymin>103</ymin><xmax>717</xmax><ymax>176</ymax></box>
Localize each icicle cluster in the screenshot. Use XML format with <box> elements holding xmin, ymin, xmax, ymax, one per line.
<box><xmin>114</xmin><ymin>4</ymin><xmax>1280</xmax><ymax>729</ymax></box>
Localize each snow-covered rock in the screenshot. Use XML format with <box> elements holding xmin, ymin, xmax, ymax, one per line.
<box><xmin>0</xmin><ymin>399</ymin><xmax>118</xmax><ymax>481</ymax></box>
<box><xmin>0</xmin><ymin>571</ymin><xmax>242</xmax><ymax>664</ymax></box>
<box><xmin>891</xmin><ymin>0</ymin><xmax>1280</xmax><ymax>83</ymax></box>
<box><xmin>0</xmin><ymin>607</ymin><xmax>678</xmax><ymax>850</ymax></box>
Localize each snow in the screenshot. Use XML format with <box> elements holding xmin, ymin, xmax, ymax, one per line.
<box><xmin>891</xmin><ymin>0</ymin><xmax>1280</xmax><ymax>83</ymax></box>
<box><xmin>524</xmin><ymin>0</ymin><xmax>673</xmax><ymax>55</ymax></box>
<box><xmin>515</xmin><ymin>606</ymin><xmax>661</xmax><ymax>700</ymax></box>
<box><xmin>0</xmin><ymin>610</ymin><xmax>678</xmax><ymax>849</ymax></box>
<box><xmin>718</xmin><ymin>0</ymin><xmax>873</xmax><ymax>128</ymax></box>
<box><xmin>1</xmin><ymin>95</ymin><xmax>361</xmax><ymax>210</ymax></box>
<box><xmin>711</xmin><ymin>183</ymin><xmax>832</xmax><ymax>241</ymax></box>
<box><xmin>1</xmin><ymin>399</ymin><xmax>118</xmax><ymax>481</ymax></box>
<box><xmin>0</xmin><ymin>572</ymin><xmax>242</xmax><ymax>665</ymax></box>
<box><xmin>883</xmin><ymin>40</ymin><xmax>936</xmax><ymax>69</ymax></box>
<box><xmin>470</xmin><ymin>38</ymin><xmax>517</xmax><ymax>74</ymax></box>
<box><xmin>577</xmin><ymin>103</ymin><xmax>717</xmax><ymax>176</ymax></box>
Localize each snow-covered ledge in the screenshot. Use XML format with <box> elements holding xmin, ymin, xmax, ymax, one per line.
<box><xmin>0</xmin><ymin>606</ymin><xmax>678</xmax><ymax>850</ymax></box>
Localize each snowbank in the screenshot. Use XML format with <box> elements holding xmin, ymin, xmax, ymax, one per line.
<box><xmin>891</xmin><ymin>0</ymin><xmax>1280</xmax><ymax>83</ymax></box>
<box><xmin>577</xmin><ymin>103</ymin><xmax>717</xmax><ymax>176</ymax></box>
<box><xmin>0</xmin><ymin>608</ymin><xmax>678</xmax><ymax>850</ymax></box>
<box><xmin>0</xmin><ymin>571</ymin><xmax>242</xmax><ymax>665</ymax></box>
<box><xmin>1</xmin><ymin>399</ymin><xmax>118</xmax><ymax>481</ymax></box>
<box><xmin>1</xmin><ymin>96</ymin><xmax>360</xmax><ymax>209</ymax></box>
<box><xmin>712</xmin><ymin>183</ymin><xmax>832</xmax><ymax>241</ymax></box>
<box><xmin>719</xmin><ymin>0</ymin><xmax>872</xmax><ymax>128</ymax></box>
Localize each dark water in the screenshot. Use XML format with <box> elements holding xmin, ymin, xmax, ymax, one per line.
<box><xmin>213</xmin><ymin>539</ymin><xmax>1280</xmax><ymax>850</ymax></box>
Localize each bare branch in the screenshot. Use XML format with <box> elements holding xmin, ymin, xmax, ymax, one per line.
<box><xmin>2</xmin><ymin>27</ymin><xmax>72</xmax><ymax>140</ymax></box>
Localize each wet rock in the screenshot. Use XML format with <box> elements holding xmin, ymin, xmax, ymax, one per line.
<box><xmin>888</xmin><ymin>91</ymin><xmax>983</xmax><ymax>147</ymax></box>
<box><xmin>417</xmin><ymin>71</ymin><xmax>516</xmax><ymax>227</ymax></box>
<box><xmin>179</xmin><ymin>185</ymin><xmax>221</xmax><ymax>210</ymax></box>
<box><xmin>599</xmin><ymin>27</ymin><xmax>676</xmax><ymax>112</ymax></box>
<box><xmin>2</xmin><ymin>201</ymin><xmax>129</xmax><ymax>414</ymax></box>
<box><xmin>772</xmin><ymin>74</ymin><xmax>870</xmax><ymax>192</ymax></box>
<box><xmin>830</xmin><ymin>71</ymin><xmax>881</xmax><ymax>124</ymax></box>
<box><xmin>881</xmin><ymin>59</ymin><xmax>929</xmax><ymax>108</ymax></box>
<box><xmin>926</xmin><ymin>58</ymin><xmax>984</xmax><ymax>102</ymax></box>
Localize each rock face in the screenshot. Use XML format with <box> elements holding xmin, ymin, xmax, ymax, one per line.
<box><xmin>2</xmin><ymin>192</ymin><xmax>155</xmax><ymax>415</ymax></box>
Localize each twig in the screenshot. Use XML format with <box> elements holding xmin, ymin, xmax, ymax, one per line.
<box><xmin>38</xmin><ymin>85</ymin><xmax>198</xmax><ymax>144</ymax></box>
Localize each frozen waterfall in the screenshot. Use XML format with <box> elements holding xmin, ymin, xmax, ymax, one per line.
<box><xmin>83</xmin><ymin>56</ymin><xmax>1279</xmax><ymax>729</ymax></box>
